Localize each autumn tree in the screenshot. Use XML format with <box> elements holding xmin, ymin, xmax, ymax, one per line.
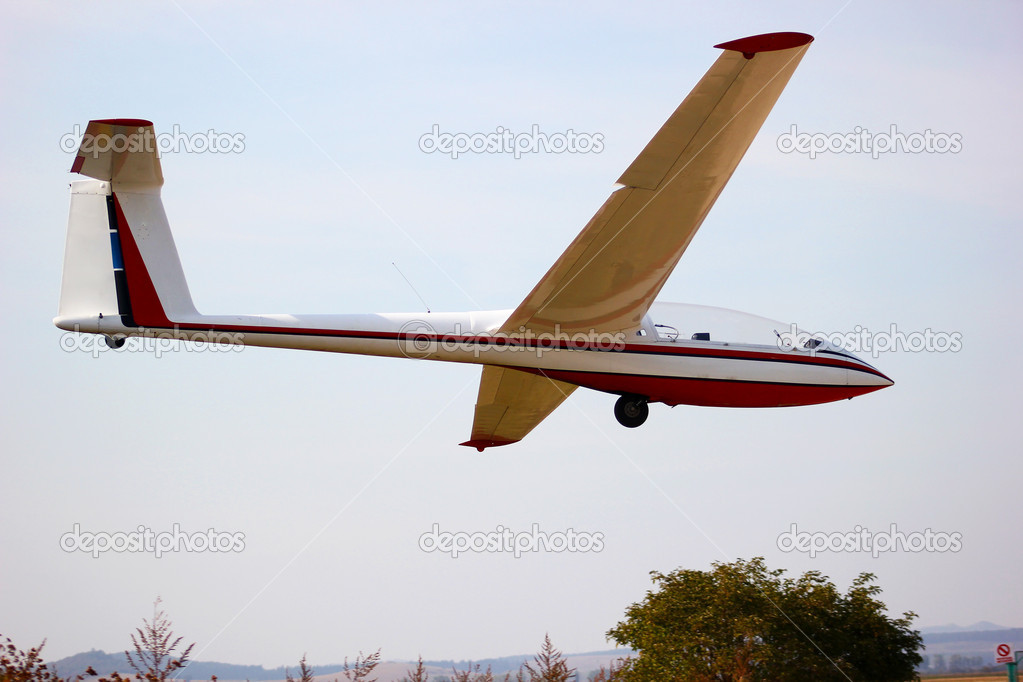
<box><xmin>449</xmin><ymin>663</ymin><xmax>494</xmax><ymax>682</ymax></box>
<box><xmin>285</xmin><ymin>655</ymin><xmax>315</xmax><ymax>682</ymax></box>
<box><xmin>607</xmin><ymin>557</ymin><xmax>921</xmax><ymax>682</ymax></box>
<box><xmin>1</xmin><ymin>635</ymin><xmax>65</xmax><ymax>682</ymax></box>
<box><xmin>340</xmin><ymin>650</ymin><xmax>380</xmax><ymax>682</ymax></box>
<box><xmin>522</xmin><ymin>635</ymin><xmax>574</xmax><ymax>682</ymax></box>
<box><xmin>125</xmin><ymin>598</ymin><xmax>195</xmax><ymax>682</ymax></box>
<box><xmin>587</xmin><ymin>660</ymin><xmax>624</xmax><ymax>681</ymax></box>
<box><xmin>400</xmin><ymin>656</ymin><xmax>429</xmax><ymax>682</ymax></box>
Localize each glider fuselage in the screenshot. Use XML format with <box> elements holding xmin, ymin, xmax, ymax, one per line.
<box><xmin>57</xmin><ymin>304</ymin><xmax>891</xmax><ymax>409</ymax></box>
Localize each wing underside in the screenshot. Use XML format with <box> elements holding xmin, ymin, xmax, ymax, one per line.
<box><xmin>460</xmin><ymin>366</ymin><xmax>578</xmax><ymax>451</ymax></box>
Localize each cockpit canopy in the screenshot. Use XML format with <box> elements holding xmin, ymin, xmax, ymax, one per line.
<box><xmin>636</xmin><ymin>302</ymin><xmax>843</xmax><ymax>354</ymax></box>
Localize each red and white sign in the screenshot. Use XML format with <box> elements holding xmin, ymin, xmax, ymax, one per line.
<box><xmin>995</xmin><ymin>643</ymin><xmax>1014</xmax><ymax>664</ymax></box>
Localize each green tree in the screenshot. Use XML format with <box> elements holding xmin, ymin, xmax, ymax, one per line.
<box><xmin>606</xmin><ymin>557</ymin><xmax>921</xmax><ymax>682</ymax></box>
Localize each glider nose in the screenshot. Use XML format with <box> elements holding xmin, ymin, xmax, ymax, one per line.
<box><xmin>855</xmin><ymin>360</ymin><xmax>893</xmax><ymax>391</ymax></box>
<box><xmin>834</xmin><ymin>346</ymin><xmax>893</xmax><ymax>391</ymax></box>
<box><xmin>841</xmin><ymin>363</ymin><xmax>893</xmax><ymax>401</ymax></box>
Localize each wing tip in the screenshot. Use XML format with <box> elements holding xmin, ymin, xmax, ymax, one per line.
<box><xmin>90</xmin><ymin>118</ymin><xmax>154</xmax><ymax>127</ymax></box>
<box><xmin>459</xmin><ymin>438</ymin><xmax>519</xmax><ymax>452</ymax></box>
<box><xmin>714</xmin><ymin>32</ymin><xmax>814</xmax><ymax>57</ymax></box>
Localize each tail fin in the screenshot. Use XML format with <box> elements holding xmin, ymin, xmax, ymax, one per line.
<box><xmin>56</xmin><ymin>119</ymin><xmax>197</xmax><ymax>333</ymax></box>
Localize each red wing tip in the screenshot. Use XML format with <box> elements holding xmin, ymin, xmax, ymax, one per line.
<box><xmin>714</xmin><ymin>32</ymin><xmax>814</xmax><ymax>56</ymax></box>
<box><xmin>90</xmin><ymin>118</ymin><xmax>154</xmax><ymax>128</ymax></box>
<box><xmin>459</xmin><ymin>438</ymin><xmax>519</xmax><ymax>452</ymax></box>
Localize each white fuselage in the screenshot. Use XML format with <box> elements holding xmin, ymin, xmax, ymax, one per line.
<box><xmin>55</xmin><ymin>302</ymin><xmax>892</xmax><ymax>409</ymax></box>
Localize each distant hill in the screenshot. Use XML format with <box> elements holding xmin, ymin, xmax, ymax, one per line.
<box><xmin>47</xmin><ymin>648</ymin><xmax>629</xmax><ymax>682</ymax></box>
<box><xmin>417</xmin><ymin>649</ymin><xmax>629</xmax><ymax>677</ymax></box>
<box><xmin>49</xmin><ymin>634</ymin><xmax>1022</xmax><ymax>682</ymax></box>
<box><xmin>920</xmin><ymin>627</ymin><xmax>1023</xmax><ymax>670</ymax></box>
<box><xmin>47</xmin><ymin>650</ymin><xmax>349</xmax><ymax>682</ymax></box>
<box><xmin>920</xmin><ymin>621</ymin><xmax>1008</xmax><ymax>634</ymax></box>
<box><xmin>47</xmin><ymin>650</ymin><xmax>124</xmax><ymax>680</ymax></box>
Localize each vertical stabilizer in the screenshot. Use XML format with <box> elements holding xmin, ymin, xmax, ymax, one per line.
<box><xmin>56</xmin><ymin>119</ymin><xmax>196</xmax><ymax>331</ymax></box>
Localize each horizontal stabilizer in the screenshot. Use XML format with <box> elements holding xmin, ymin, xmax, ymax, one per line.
<box><xmin>70</xmin><ymin>119</ymin><xmax>163</xmax><ymax>187</ymax></box>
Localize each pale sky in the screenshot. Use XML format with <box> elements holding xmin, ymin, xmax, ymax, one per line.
<box><xmin>1</xmin><ymin>0</ymin><xmax>1020</xmax><ymax>668</ymax></box>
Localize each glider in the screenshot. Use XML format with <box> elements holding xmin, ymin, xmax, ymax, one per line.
<box><xmin>55</xmin><ymin>31</ymin><xmax>892</xmax><ymax>451</ymax></box>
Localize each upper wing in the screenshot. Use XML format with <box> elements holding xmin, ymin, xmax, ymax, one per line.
<box><xmin>500</xmin><ymin>32</ymin><xmax>813</xmax><ymax>336</ymax></box>
<box><xmin>463</xmin><ymin>32</ymin><xmax>813</xmax><ymax>449</ymax></box>
<box><xmin>460</xmin><ymin>366</ymin><xmax>578</xmax><ymax>451</ymax></box>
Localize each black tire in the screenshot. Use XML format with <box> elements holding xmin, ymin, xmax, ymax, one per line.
<box><xmin>614</xmin><ymin>395</ymin><xmax>649</xmax><ymax>428</ymax></box>
<box><xmin>104</xmin><ymin>335</ymin><xmax>126</xmax><ymax>349</ymax></box>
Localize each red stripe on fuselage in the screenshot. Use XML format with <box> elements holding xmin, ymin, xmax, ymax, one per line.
<box><xmin>515</xmin><ymin>367</ymin><xmax>886</xmax><ymax>407</ymax></box>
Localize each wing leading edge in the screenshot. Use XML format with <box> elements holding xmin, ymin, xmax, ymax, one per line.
<box><xmin>463</xmin><ymin>32</ymin><xmax>813</xmax><ymax>449</ymax></box>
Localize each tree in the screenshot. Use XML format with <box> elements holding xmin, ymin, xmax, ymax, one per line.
<box><xmin>400</xmin><ymin>656</ymin><xmax>429</xmax><ymax>682</ymax></box>
<box><xmin>0</xmin><ymin>632</ymin><xmax>196</xmax><ymax>682</ymax></box>
<box><xmin>587</xmin><ymin>660</ymin><xmax>624</xmax><ymax>681</ymax></box>
<box><xmin>522</xmin><ymin>635</ymin><xmax>575</xmax><ymax>682</ymax></box>
<box><xmin>1</xmin><ymin>635</ymin><xmax>65</xmax><ymax>682</ymax></box>
<box><xmin>125</xmin><ymin>598</ymin><xmax>195</xmax><ymax>682</ymax></box>
<box><xmin>285</xmin><ymin>655</ymin><xmax>314</xmax><ymax>682</ymax></box>
<box><xmin>449</xmin><ymin>663</ymin><xmax>493</xmax><ymax>682</ymax></box>
<box><xmin>606</xmin><ymin>557</ymin><xmax>921</xmax><ymax>682</ymax></box>
<box><xmin>340</xmin><ymin>650</ymin><xmax>380</xmax><ymax>682</ymax></box>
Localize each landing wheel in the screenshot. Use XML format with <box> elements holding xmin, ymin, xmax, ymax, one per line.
<box><xmin>614</xmin><ymin>395</ymin><xmax>649</xmax><ymax>428</ymax></box>
<box><xmin>103</xmin><ymin>335</ymin><xmax>126</xmax><ymax>349</ymax></box>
